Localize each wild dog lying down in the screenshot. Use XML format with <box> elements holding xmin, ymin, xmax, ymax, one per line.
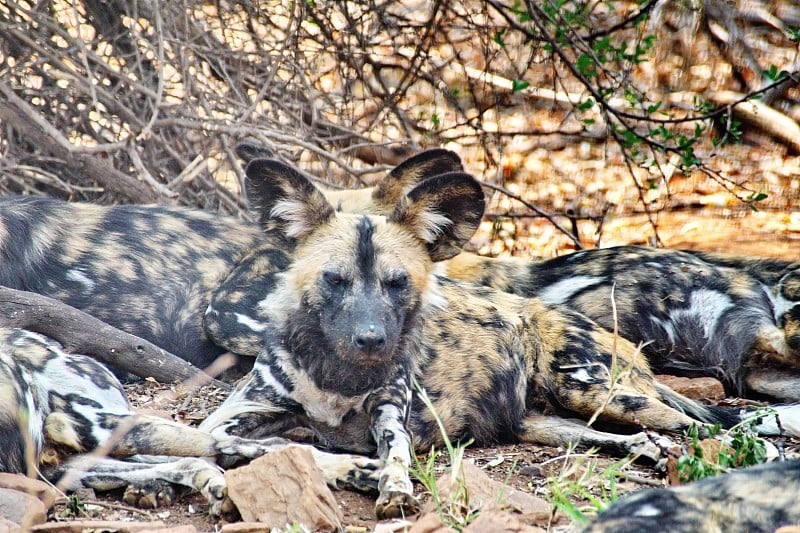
<box><xmin>0</xmin><ymin>327</ymin><xmax>379</xmax><ymax>514</ymax></box>
<box><xmin>199</xmin><ymin>159</ymin><xmax>800</xmax><ymax>519</ymax></box>
<box><xmin>584</xmin><ymin>459</ymin><xmax>800</xmax><ymax>533</ymax></box>
<box><xmin>441</xmin><ymin>248</ymin><xmax>800</xmax><ymax>401</ymax></box>
<box><xmin>230</xmin><ymin>143</ymin><xmax>800</xmax><ymax>401</ymax></box>
<box><xmin>0</xmin><ymin>150</ymin><xmax>462</xmax><ymax>374</ymax></box>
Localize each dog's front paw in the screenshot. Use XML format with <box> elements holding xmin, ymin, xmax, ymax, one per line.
<box><xmin>375</xmin><ymin>490</ymin><xmax>420</xmax><ymax>519</ymax></box>
<box><xmin>310</xmin><ymin>448</ymin><xmax>381</xmax><ymax>492</ymax></box>
<box><xmin>123</xmin><ymin>480</ymin><xmax>176</xmax><ymax>509</ymax></box>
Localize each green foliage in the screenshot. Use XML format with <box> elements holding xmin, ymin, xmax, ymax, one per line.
<box><xmin>676</xmin><ymin>410</ymin><xmax>772</xmax><ymax>483</ymax></box>
<box><xmin>512</xmin><ymin>79</ymin><xmax>530</xmax><ymax>93</ymax></box>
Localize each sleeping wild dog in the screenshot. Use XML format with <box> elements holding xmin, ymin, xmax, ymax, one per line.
<box><xmin>199</xmin><ymin>156</ymin><xmax>800</xmax><ymax>519</ymax></box>
<box><xmin>584</xmin><ymin>459</ymin><xmax>800</xmax><ymax>533</ymax></box>
<box><xmin>230</xmin><ymin>143</ymin><xmax>800</xmax><ymax>401</ymax></box>
<box><xmin>0</xmin><ymin>327</ymin><xmax>379</xmax><ymax>513</ymax></box>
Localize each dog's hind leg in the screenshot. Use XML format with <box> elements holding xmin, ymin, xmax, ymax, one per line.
<box><xmin>517</xmin><ymin>413</ymin><xmax>673</xmax><ymax>462</ymax></box>
<box><xmin>48</xmin><ymin>456</ymin><xmax>233</xmax><ymax>515</ymax></box>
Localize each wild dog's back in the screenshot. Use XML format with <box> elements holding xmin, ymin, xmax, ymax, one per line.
<box><xmin>0</xmin><ymin>196</ymin><xmax>264</xmax><ymax>367</ymax></box>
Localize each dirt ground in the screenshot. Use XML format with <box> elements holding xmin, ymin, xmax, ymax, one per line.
<box><xmin>39</xmin><ymin>371</ymin><xmax>799</xmax><ymax>532</ymax></box>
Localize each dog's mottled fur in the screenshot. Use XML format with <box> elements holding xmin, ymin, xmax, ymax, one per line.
<box><xmin>585</xmin><ymin>459</ymin><xmax>800</xmax><ymax>533</ymax></box>
<box><xmin>199</xmin><ymin>158</ymin><xmax>800</xmax><ymax>518</ymax></box>
<box><xmin>441</xmin><ymin>249</ymin><xmax>800</xmax><ymax>400</ymax></box>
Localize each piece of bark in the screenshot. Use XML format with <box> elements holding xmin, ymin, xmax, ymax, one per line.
<box><xmin>463</xmin><ymin>510</ymin><xmax>546</xmax><ymax>533</ymax></box>
<box><xmin>434</xmin><ymin>460</ymin><xmax>550</xmax><ymax>520</ymax></box>
<box><xmin>407</xmin><ymin>513</ymin><xmax>457</xmax><ymax>533</ymax></box>
<box><xmin>0</xmin><ymin>287</ymin><xmax>227</xmax><ymax>389</ymax></box>
<box><xmin>0</xmin><ymin>487</ymin><xmax>46</xmax><ymax>528</ymax></box>
<box><xmin>30</xmin><ymin>521</ymin><xmax>166</xmax><ymax>532</ymax></box>
<box><xmin>225</xmin><ymin>446</ymin><xmax>342</xmax><ymax>531</ymax></box>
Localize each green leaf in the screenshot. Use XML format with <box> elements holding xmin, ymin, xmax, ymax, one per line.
<box><xmin>512</xmin><ymin>79</ymin><xmax>530</xmax><ymax>93</ymax></box>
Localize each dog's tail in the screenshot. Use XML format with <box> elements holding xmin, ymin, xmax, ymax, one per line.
<box><xmin>655</xmin><ymin>382</ymin><xmax>800</xmax><ymax>437</ymax></box>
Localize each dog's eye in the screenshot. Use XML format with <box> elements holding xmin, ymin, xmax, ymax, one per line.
<box><xmin>385</xmin><ymin>273</ymin><xmax>409</xmax><ymax>290</ymax></box>
<box><xmin>323</xmin><ymin>271</ymin><xmax>345</xmax><ymax>286</ymax></box>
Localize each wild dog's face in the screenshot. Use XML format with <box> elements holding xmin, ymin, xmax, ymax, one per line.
<box><xmin>243</xmin><ymin>158</ymin><xmax>484</xmax><ymax>395</ymax></box>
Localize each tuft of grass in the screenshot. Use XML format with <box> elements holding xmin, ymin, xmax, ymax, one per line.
<box><xmin>409</xmin><ymin>377</ymin><xmax>478</xmax><ymax>531</ymax></box>
<box><xmin>545</xmin><ymin>446</ymin><xmax>632</xmax><ymax>526</ymax></box>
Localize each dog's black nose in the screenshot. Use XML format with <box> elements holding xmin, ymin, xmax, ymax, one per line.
<box><xmin>354</xmin><ymin>326</ymin><xmax>386</xmax><ymax>351</ymax></box>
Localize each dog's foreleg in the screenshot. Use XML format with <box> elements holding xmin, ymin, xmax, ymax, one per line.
<box><xmin>368</xmin><ymin>377</ymin><xmax>418</xmax><ymax>519</ymax></box>
<box><xmin>199</xmin><ymin>372</ymin><xmax>382</xmax><ymax>492</ymax></box>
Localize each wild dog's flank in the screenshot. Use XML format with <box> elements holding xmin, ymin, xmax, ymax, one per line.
<box><xmin>442</xmin><ymin>248</ymin><xmax>800</xmax><ymax>400</ymax></box>
<box><xmin>200</xmin><ymin>157</ymin><xmax>800</xmax><ymax>519</ymax></box>
<box><xmin>0</xmin><ymin>327</ymin><xmax>379</xmax><ymax>514</ymax></box>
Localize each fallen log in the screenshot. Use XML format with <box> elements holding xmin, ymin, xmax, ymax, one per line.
<box><xmin>0</xmin><ymin>286</ymin><xmax>229</xmax><ymax>390</ymax></box>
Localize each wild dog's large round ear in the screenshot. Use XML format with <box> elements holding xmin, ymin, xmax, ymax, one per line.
<box><xmin>390</xmin><ymin>172</ymin><xmax>485</xmax><ymax>262</ymax></box>
<box><xmin>235</xmin><ymin>141</ymin><xmax>275</xmax><ymax>163</ymax></box>
<box><xmin>244</xmin><ymin>159</ymin><xmax>335</xmax><ymax>240</ymax></box>
<box><xmin>371</xmin><ymin>149</ymin><xmax>464</xmax><ymax>211</ymax></box>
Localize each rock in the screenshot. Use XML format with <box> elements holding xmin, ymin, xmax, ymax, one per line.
<box><xmin>0</xmin><ymin>487</ymin><xmax>46</xmax><ymax>527</ymax></box>
<box><xmin>434</xmin><ymin>460</ymin><xmax>550</xmax><ymax>520</ymax></box>
<box><xmin>29</xmin><ymin>521</ymin><xmax>166</xmax><ymax>532</ymax></box>
<box><xmin>463</xmin><ymin>509</ymin><xmax>546</xmax><ymax>533</ymax></box>
<box><xmin>225</xmin><ymin>446</ymin><xmax>342</xmax><ymax>531</ymax></box>
<box><xmin>407</xmin><ymin>512</ymin><xmax>457</xmax><ymax>533</ymax></box>
<box><xmin>655</xmin><ymin>375</ymin><xmax>725</xmax><ymax>401</ymax></box>
<box><xmin>0</xmin><ymin>518</ymin><xmax>21</xmax><ymax>533</ymax></box>
<box><xmin>0</xmin><ymin>474</ymin><xmax>58</xmax><ymax>510</ymax></box>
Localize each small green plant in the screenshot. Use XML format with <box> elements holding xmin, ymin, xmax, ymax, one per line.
<box><xmin>546</xmin><ymin>447</ymin><xmax>632</xmax><ymax>526</ymax></box>
<box><xmin>676</xmin><ymin>409</ymin><xmax>773</xmax><ymax>483</ymax></box>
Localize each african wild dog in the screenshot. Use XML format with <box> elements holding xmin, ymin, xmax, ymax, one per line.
<box><xmin>198</xmin><ymin>157</ymin><xmax>800</xmax><ymax>519</ymax></box>
<box><xmin>584</xmin><ymin>459</ymin><xmax>800</xmax><ymax>533</ymax></box>
<box><xmin>0</xmin><ymin>327</ymin><xmax>379</xmax><ymax>514</ymax></box>
<box><xmin>224</xmin><ymin>143</ymin><xmax>800</xmax><ymax>401</ymax></box>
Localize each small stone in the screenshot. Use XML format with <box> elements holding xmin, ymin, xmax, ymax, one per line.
<box><xmin>655</xmin><ymin>375</ymin><xmax>725</xmax><ymax>401</ymax></box>
<box><xmin>0</xmin><ymin>487</ymin><xmax>46</xmax><ymax>527</ymax></box>
<box><xmin>407</xmin><ymin>513</ymin><xmax>456</xmax><ymax>533</ymax></box>
<box><xmin>463</xmin><ymin>510</ymin><xmax>546</xmax><ymax>533</ymax></box>
<box><xmin>225</xmin><ymin>446</ymin><xmax>342</xmax><ymax>531</ymax></box>
<box><xmin>0</xmin><ymin>473</ymin><xmax>58</xmax><ymax>509</ymax></box>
